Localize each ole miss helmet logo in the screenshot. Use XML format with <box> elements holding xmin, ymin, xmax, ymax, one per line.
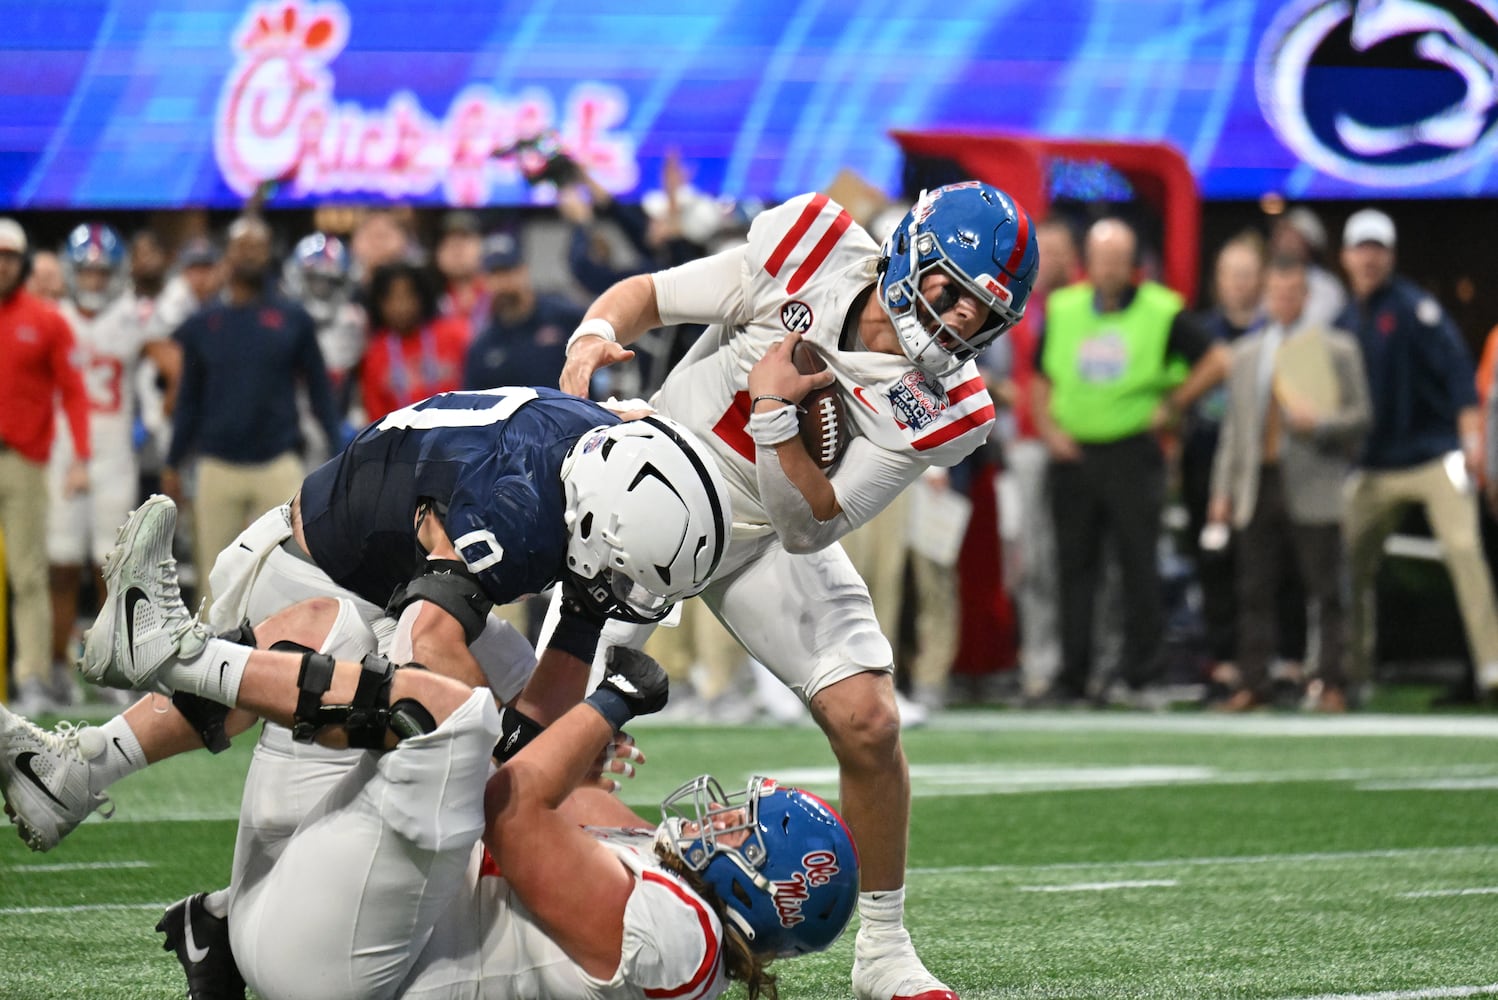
<box><xmin>780</xmin><ymin>300</ymin><xmax>813</xmax><ymax>333</ymax></box>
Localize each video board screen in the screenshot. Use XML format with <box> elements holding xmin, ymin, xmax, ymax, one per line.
<box><xmin>2</xmin><ymin>0</ymin><xmax>1494</xmax><ymax>208</ymax></box>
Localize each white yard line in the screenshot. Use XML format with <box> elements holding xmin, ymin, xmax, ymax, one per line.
<box><xmin>1273</xmin><ymin>985</ymin><xmax>1498</xmax><ymax>1000</ymax></box>
<box><xmin>1017</xmin><ymin>879</ymin><xmax>1177</xmax><ymax>893</ymax></box>
<box><xmin>1400</xmin><ymin>887</ymin><xmax>1498</xmax><ymax>898</ymax></box>
<box><xmin>928</xmin><ymin>713</ymin><xmax>1498</xmax><ymax>739</ymax></box>
<box><xmin>1</xmin><ymin>860</ymin><xmax>151</xmax><ymax>873</ymax></box>
<box><xmin>0</xmin><ymin>902</ymin><xmax>166</xmax><ymax>916</ymax></box>
<box><xmin>909</xmin><ymin>844</ymin><xmax>1498</xmax><ymax>877</ymax></box>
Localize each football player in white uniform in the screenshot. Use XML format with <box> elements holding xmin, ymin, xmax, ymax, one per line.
<box><xmin>558</xmin><ymin>181</ymin><xmax>1039</xmax><ymax>1000</ymax></box>
<box><xmin>47</xmin><ymin>224</ymin><xmax>176</xmax><ymax>703</ymax></box>
<box><xmin>68</xmin><ymin>494</ymin><xmax>859</xmax><ymax>1000</ymax></box>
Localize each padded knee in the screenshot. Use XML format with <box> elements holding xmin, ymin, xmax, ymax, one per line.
<box><xmin>286</xmin><ymin>648</ymin><xmax>436</xmax><ymax>749</ymax></box>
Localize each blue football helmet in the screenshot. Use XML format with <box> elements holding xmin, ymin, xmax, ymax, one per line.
<box><xmin>659</xmin><ymin>775</ymin><xmax>859</xmax><ymax>958</ymax></box>
<box><xmin>63</xmin><ymin>223</ymin><xmax>127</xmax><ymax>313</ymax></box>
<box><xmin>878</xmin><ymin>181</ymin><xmax>1038</xmax><ymax>377</ymax></box>
<box><xmin>282</xmin><ymin>232</ymin><xmax>352</xmax><ymax>325</ymax></box>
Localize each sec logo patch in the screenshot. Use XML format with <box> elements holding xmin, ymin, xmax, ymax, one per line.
<box><xmin>780</xmin><ymin>300</ymin><xmax>814</xmax><ymax>333</ymax></box>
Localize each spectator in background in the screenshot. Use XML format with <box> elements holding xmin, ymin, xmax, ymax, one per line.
<box><xmin>434</xmin><ymin>210</ymin><xmax>490</xmax><ymax>333</ymax></box>
<box><xmin>48</xmin><ymin>225</ymin><xmax>177</xmax><ymax>705</ymax></box>
<box><xmin>350</xmin><ymin>208</ymin><xmax>416</xmax><ymax>290</ymax></box>
<box><xmin>1270</xmin><ymin>206</ymin><xmax>1347</xmax><ymax>330</ymax></box>
<box><xmin>26</xmin><ymin>250</ymin><xmax>65</xmax><ymax>303</ymax></box>
<box><xmin>1208</xmin><ymin>256</ymin><xmax>1370</xmax><ymax>712</ymax></box>
<box><xmin>282</xmin><ymin>232</ymin><xmax>365</xmax><ymax>390</ymax></box>
<box><xmin>1339</xmin><ymin>209</ymin><xmax>1498</xmax><ymax>703</ymax></box>
<box><xmin>1033</xmin><ymin>217</ymin><xmax>1229</xmax><ymax>705</ymax></box>
<box><xmin>0</xmin><ymin>218</ymin><xmax>91</xmax><ymax>715</ymax></box>
<box><xmin>165</xmin><ymin>216</ymin><xmax>342</xmax><ymax>607</ymax></box>
<box><xmin>1187</xmin><ymin>232</ymin><xmax>1267</xmax><ymax>691</ymax></box>
<box><xmin>359</xmin><ymin>262</ymin><xmax>468</xmax><ymax>422</ymax></box>
<box><xmin>464</xmin><ymin>231</ymin><xmax>584</xmax><ymax>393</ymax></box>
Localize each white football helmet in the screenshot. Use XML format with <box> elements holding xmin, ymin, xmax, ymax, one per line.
<box><xmin>560</xmin><ymin>416</ymin><xmax>732</xmax><ymax>623</ymax></box>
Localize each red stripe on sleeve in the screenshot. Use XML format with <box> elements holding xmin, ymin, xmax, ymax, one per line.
<box><xmin>1001</xmin><ymin>208</ymin><xmax>1031</xmax><ymax>280</ymax></box>
<box><xmin>641</xmin><ymin>871</ymin><xmax>722</xmax><ymax>1000</ymax></box>
<box><xmin>945</xmin><ymin>377</ymin><xmax>987</xmax><ymax>404</ymax></box>
<box><xmin>786</xmin><ymin>209</ymin><xmax>852</xmax><ymax>296</ymax></box>
<box><xmin>711</xmin><ymin>390</ymin><xmax>755</xmax><ymax>464</ymax></box>
<box><xmin>764</xmin><ymin>193</ymin><xmax>829</xmax><ymax>278</ymax></box>
<box><xmin>912</xmin><ymin>402</ymin><xmax>996</xmax><ymax>452</ymax></box>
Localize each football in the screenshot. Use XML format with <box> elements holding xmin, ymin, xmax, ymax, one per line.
<box><xmin>791</xmin><ymin>340</ymin><xmax>849</xmax><ymax>470</ymax></box>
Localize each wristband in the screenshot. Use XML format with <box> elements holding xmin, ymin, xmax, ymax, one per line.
<box><xmin>749</xmin><ymin>404</ymin><xmax>800</xmax><ymax>448</ymax></box>
<box><xmin>565</xmin><ymin>317</ymin><xmax>618</xmax><ymax>356</ymax></box>
<box><xmin>584</xmin><ymin>688</ymin><xmax>633</xmax><ymax>732</ymax></box>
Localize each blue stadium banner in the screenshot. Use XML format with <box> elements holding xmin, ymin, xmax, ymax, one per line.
<box><xmin>3</xmin><ymin>0</ymin><xmax>1496</xmax><ymax>208</ymax></box>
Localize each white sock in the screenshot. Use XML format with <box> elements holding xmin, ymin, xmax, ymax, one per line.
<box><xmin>857</xmin><ymin>886</ymin><xmax>908</xmax><ymax>937</ymax></box>
<box><xmin>86</xmin><ymin>716</ymin><xmax>148</xmax><ymax>796</ymax></box>
<box><xmin>202</xmin><ymin>888</ymin><xmax>231</xmax><ymax>920</ymax></box>
<box><xmin>158</xmin><ymin>638</ymin><xmax>250</xmax><ymax>707</ymax></box>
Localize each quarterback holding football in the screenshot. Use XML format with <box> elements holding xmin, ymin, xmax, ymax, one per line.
<box><xmin>559</xmin><ymin>179</ymin><xmax>1038</xmax><ymax>1000</ymax></box>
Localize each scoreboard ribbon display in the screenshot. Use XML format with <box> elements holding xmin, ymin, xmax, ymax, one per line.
<box><xmin>3</xmin><ymin>0</ymin><xmax>1496</xmax><ymax>208</ymax></box>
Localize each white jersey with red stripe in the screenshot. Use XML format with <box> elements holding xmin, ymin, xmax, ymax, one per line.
<box><xmin>401</xmin><ymin>827</ymin><xmax>728</xmax><ymax>1000</ymax></box>
<box><xmin>652</xmin><ymin>193</ymin><xmax>996</xmax><ymax>530</ymax></box>
<box><xmin>53</xmin><ymin>294</ymin><xmax>153</xmax><ymax>467</ymax></box>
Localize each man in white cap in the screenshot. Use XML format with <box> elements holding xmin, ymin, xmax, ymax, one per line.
<box><xmin>1337</xmin><ymin>208</ymin><xmax>1498</xmax><ymax>704</ymax></box>
<box><xmin>0</xmin><ymin>218</ymin><xmax>92</xmax><ymax>714</ymax></box>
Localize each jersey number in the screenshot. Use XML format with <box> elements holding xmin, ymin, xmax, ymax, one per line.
<box><xmin>375</xmin><ymin>387</ymin><xmax>539</xmax><ymax>431</ymax></box>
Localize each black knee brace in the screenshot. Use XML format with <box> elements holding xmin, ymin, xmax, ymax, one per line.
<box><xmin>172</xmin><ymin>620</ymin><xmax>259</xmax><ymax>754</ymax></box>
<box><xmin>281</xmin><ymin>644</ymin><xmax>436</xmax><ymax>749</ymax></box>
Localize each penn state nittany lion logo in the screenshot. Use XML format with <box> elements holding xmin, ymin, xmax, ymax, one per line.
<box><xmin>780</xmin><ymin>300</ymin><xmax>813</xmax><ymax>333</ymax></box>
<box><xmin>1256</xmin><ymin>0</ymin><xmax>1498</xmax><ymax>187</ymax></box>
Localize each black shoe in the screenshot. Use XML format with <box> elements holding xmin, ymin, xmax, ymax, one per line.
<box><xmin>156</xmin><ymin>892</ymin><xmax>246</xmax><ymax>1000</ymax></box>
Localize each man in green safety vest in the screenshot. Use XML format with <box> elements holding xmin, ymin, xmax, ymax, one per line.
<box><xmin>1032</xmin><ymin>217</ymin><xmax>1229</xmax><ymax>705</ymax></box>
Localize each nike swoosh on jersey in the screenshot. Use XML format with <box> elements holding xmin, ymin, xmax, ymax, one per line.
<box><xmin>124</xmin><ymin>586</ymin><xmax>149</xmax><ymax>672</ymax></box>
<box><xmin>14</xmin><ymin>752</ymin><xmax>69</xmax><ymax>809</ymax></box>
<box><xmin>851</xmin><ymin>386</ymin><xmax>880</xmax><ymax>413</ymax></box>
<box><xmin>183</xmin><ymin>896</ymin><xmax>211</xmax><ymax>964</ymax></box>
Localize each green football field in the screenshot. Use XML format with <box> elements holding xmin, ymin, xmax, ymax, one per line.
<box><xmin>3</xmin><ymin>706</ymin><xmax>1498</xmax><ymax>1000</ymax></box>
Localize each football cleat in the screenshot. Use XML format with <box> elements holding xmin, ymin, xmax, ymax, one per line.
<box><xmin>80</xmin><ymin>495</ymin><xmax>209</xmax><ymax>692</ymax></box>
<box><xmin>0</xmin><ymin>703</ymin><xmax>112</xmax><ymax>851</ymax></box>
<box><xmin>157</xmin><ymin>893</ymin><xmax>246</xmax><ymax>1000</ymax></box>
<box><xmin>853</xmin><ymin>925</ymin><xmax>960</xmax><ymax>1000</ymax></box>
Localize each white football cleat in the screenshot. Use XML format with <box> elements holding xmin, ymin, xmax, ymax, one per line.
<box><xmin>80</xmin><ymin>495</ymin><xmax>209</xmax><ymax>693</ymax></box>
<box><xmin>0</xmin><ymin>703</ymin><xmax>111</xmax><ymax>851</ymax></box>
<box><xmin>853</xmin><ymin>925</ymin><xmax>959</xmax><ymax>1000</ymax></box>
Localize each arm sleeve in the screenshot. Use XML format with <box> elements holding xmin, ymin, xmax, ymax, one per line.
<box><xmin>51</xmin><ymin>312</ymin><xmax>91</xmax><ymax>460</ymax></box>
<box><xmin>568</xmin><ymin>224</ymin><xmax>644</xmax><ymax>296</ymax></box>
<box><xmin>300</xmin><ymin>313</ymin><xmax>344</xmax><ymax>442</ymax></box>
<box><xmin>166</xmin><ymin>323</ymin><xmax>202</xmax><ymax>467</ymax></box>
<box><xmin>1165</xmin><ymin>310</ymin><xmax>1213</xmax><ymax>365</ymax></box>
<box><xmin>652</xmin><ymin>245</ymin><xmax>752</xmax><ymax>328</ymax></box>
<box><xmin>1430</xmin><ymin>311</ymin><xmax>1479</xmax><ymax>410</ymax></box>
<box><xmin>755</xmin><ymin>435</ymin><xmax>926</xmax><ymax>554</ymax></box>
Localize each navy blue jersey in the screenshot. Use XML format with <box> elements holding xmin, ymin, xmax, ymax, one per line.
<box><xmin>299</xmin><ymin>387</ymin><xmax>618</xmax><ymax>609</ymax></box>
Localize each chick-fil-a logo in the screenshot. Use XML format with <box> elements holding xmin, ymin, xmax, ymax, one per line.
<box><xmin>214</xmin><ymin>1</ymin><xmax>638</xmax><ymax>205</ymax></box>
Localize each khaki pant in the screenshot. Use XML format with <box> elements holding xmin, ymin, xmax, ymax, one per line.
<box><xmin>194</xmin><ymin>453</ymin><xmax>305</xmax><ymax>608</ymax></box>
<box><xmin>0</xmin><ymin>449</ymin><xmax>51</xmax><ymax>686</ymax></box>
<box><xmin>1344</xmin><ymin>456</ymin><xmax>1498</xmax><ymax>688</ymax></box>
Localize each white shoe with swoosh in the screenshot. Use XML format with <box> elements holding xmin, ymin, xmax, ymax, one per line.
<box><xmin>0</xmin><ymin>703</ymin><xmax>112</xmax><ymax>851</ymax></box>
<box><xmin>79</xmin><ymin>495</ymin><xmax>209</xmax><ymax>692</ymax></box>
